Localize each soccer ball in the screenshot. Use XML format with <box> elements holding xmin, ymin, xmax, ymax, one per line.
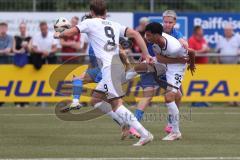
<box><xmin>54</xmin><ymin>17</ymin><xmax>71</xmax><ymax>32</ymax></box>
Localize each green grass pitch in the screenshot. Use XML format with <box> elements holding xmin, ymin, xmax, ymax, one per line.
<box><xmin>0</xmin><ymin>104</ymin><xmax>240</xmax><ymax>159</ymax></box>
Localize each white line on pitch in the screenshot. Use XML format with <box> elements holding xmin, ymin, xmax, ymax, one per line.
<box><xmin>0</xmin><ymin>113</ymin><xmax>55</xmax><ymax>116</ymax></box>
<box><xmin>0</xmin><ymin>112</ymin><xmax>240</xmax><ymax>116</ymax></box>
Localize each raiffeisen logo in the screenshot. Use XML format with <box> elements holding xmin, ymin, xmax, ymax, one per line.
<box><xmin>204</xmin><ymin>32</ymin><xmax>221</xmax><ymax>45</ymax></box>
<box><xmin>194</xmin><ymin>17</ymin><xmax>240</xmax><ymax>29</ymax></box>
<box><xmin>193</xmin><ymin>17</ymin><xmax>240</xmax><ymax>46</ymax></box>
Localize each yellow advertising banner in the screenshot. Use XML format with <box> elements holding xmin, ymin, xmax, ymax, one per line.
<box><xmin>0</xmin><ymin>64</ymin><xmax>240</xmax><ymax>102</ymax></box>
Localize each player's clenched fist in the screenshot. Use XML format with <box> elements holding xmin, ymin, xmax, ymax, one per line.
<box><xmin>144</xmin><ymin>55</ymin><xmax>154</xmax><ymax>64</ymax></box>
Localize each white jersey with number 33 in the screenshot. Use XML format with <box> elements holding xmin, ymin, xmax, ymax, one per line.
<box><xmin>76</xmin><ymin>18</ymin><xmax>127</xmax><ymax>68</ymax></box>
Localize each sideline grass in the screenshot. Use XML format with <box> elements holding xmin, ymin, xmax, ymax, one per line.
<box><xmin>0</xmin><ymin>104</ymin><xmax>240</xmax><ymax>158</ymax></box>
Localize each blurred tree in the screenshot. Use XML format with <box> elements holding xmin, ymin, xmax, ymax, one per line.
<box><xmin>0</xmin><ymin>0</ymin><xmax>240</xmax><ymax>12</ymax></box>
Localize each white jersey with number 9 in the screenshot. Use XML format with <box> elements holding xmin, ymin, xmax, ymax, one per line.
<box><xmin>76</xmin><ymin>18</ymin><xmax>127</xmax><ymax>68</ymax></box>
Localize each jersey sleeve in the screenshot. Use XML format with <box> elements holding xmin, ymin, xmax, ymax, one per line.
<box><xmin>174</xmin><ymin>30</ymin><xmax>184</xmax><ymax>39</ymax></box>
<box><xmin>76</xmin><ymin>19</ymin><xmax>90</xmax><ymax>33</ymax></box>
<box><xmin>81</xmin><ymin>33</ymin><xmax>89</xmax><ymax>43</ymax></box>
<box><xmin>170</xmin><ymin>29</ymin><xmax>183</xmax><ymax>39</ymax></box>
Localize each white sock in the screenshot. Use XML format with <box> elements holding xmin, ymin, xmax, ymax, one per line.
<box><xmin>166</xmin><ymin>102</ymin><xmax>180</xmax><ymax>133</ymax></box>
<box><xmin>115</xmin><ymin>105</ymin><xmax>149</xmax><ymax>138</ymax></box>
<box><xmin>125</xmin><ymin>68</ymin><xmax>138</xmax><ymax>81</ymax></box>
<box><xmin>107</xmin><ymin>111</ymin><xmax>124</xmax><ymax>126</ymax></box>
<box><xmin>73</xmin><ymin>99</ymin><xmax>79</xmax><ymax>103</ymax></box>
<box><xmin>94</xmin><ymin>102</ymin><xmax>123</xmax><ymax>126</ymax></box>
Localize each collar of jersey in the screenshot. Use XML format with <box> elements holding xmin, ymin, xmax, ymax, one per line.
<box><xmin>161</xmin><ymin>36</ymin><xmax>167</xmax><ymax>51</ymax></box>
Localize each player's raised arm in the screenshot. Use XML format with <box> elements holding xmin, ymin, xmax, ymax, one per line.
<box><xmin>125</xmin><ymin>28</ymin><xmax>153</xmax><ymax>63</ymax></box>
<box><xmin>54</xmin><ymin>27</ymin><xmax>79</xmax><ymax>39</ymax></box>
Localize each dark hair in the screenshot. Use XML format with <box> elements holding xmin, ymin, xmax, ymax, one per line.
<box><xmin>145</xmin><ymin>22</ymin><xmax>163</xmax><ymax>35</ymax></box>
<box><xmin>39</xmin><ymin>21</ymin><xmax>47</xmax><ymax>27</ymax></box>
<box><xmin>81</xmin><ymin>14</ymin><xmax>92</xmax><ymax>22</ymax></box>
<box><xmin>90</xmin><ymin>0</ymin><xmax>107</xmax><ymax>16</ymax></box>
<box><xmin>193</xmin><ymin>25</ymin><xmax>202</xmax><ymax>33</ymax></box>
<box><xmin>0</xmin><ymin>22</ymin><xmax>8</xmax><ymax>27</ymax></box>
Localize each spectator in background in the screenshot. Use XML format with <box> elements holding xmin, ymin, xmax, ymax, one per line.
<box><xmin>0</xmin><ymin>22</ymin><xmax>13</xmax><ymax>64</ymax></box>
<box><xmin>136</xmin><ymin>17</ymin><xmax>149</xmax><ymax>37</ymax></box>
<box><xmin>189</xmin><ymin>25</ymin><xmax>210</xmax><ymax>64</ymax></box>
<box><xmin>189</xmin><ymin>25</ymin><xmax>211</xmax><ymax>107</ymax></box>
<box><xmin>132</xmin><ymin>17</ymin><xmax>149</xmax><ymax>54</ymax></box>
<box><xmin>31</xmin><ymin>21</ymin><xmax>58</xmax><ymax>70</ymax></box>
<box><xmin>13</xmin><ymin>22</ymin><xmax>31</xmax><ymax>67</ymax></box>
<box><xmin>12</xmin><ymin>22</ymin><xmax>31</xmax><ymax>108</ymax></box>
<box><xmin>0</xmin><ymin>22</ymin><xmax>13</xmax><ymax>107</ymax></box>
<box><xmin>216</xmin><ymin>23</ymin><xmax>240</xmax><ymax>106</ymax></box>
<box><xmin>60</xmin><ymin>16</ymin><xmax>88</xmax><ymax>63</ymax></box>
<box><xmin>31</xmin><ymin>21</ymin><xmax>58</xmax><ymax>107</ymax></box>
<box><xmin>216</xmin><ymin>23</ymin><xmax>240</xmax><ymax>64</ymax></box>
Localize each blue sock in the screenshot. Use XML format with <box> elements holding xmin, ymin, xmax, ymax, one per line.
<box><xmin>72</xmin><ymin>79</ymin><xmax>83</xmax><ymax>100</ymax></box>
<box><xmin>134</xmin><ymin>109</ymin><xmax>144</xmax><ymax>121</ymax></box>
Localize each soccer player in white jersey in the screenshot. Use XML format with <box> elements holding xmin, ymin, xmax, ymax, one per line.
<box><xmin>144</xmin><ymin>22</ymin><xmax>195</xmax><ymax>141</ymax></box>
<box><xmin>54</xmin><ymin>0</ymin><xmax>153</xmax><ymax>146</ymax></box>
